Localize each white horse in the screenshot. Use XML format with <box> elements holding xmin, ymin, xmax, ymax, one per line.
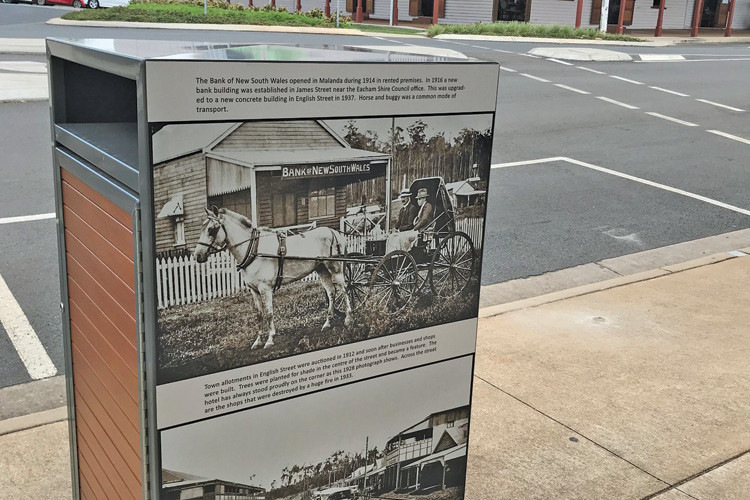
<box><xmin>193</xmin><ymin>207</ymin><xmax>352</xmax><ymax>349</ymax></box>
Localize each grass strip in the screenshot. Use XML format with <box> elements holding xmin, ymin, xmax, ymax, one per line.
<box><xmin>427</xmin><ymin>21</ymin><xmax>642</xmax><ymax>41</ymax></box>
<box><xmin>62</xmin><ymin>2</ymin><xmax>351</xmax><ymax>28</ymax></box>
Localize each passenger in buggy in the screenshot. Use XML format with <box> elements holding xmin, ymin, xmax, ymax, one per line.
<box><xmin>413</xmin><ymin>188</ymin><xmax>434</xmax><ymax>231</ymax></box>
<box><xmin>386</xmin><ymin>188</ymin><xmax>434</xmax><ymax>256</ymax></box>
<box><xmin>394</xmin><ymin>187</ymin><xmax>419</xmax><ymax>232</ymax></box>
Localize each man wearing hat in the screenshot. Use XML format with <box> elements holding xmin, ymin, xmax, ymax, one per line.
<box><xmin>394</xmin><ymin>188</ymin><xmax>418</xmax><ymax>232</ymax></box>
<box><xmin>413</xmin><ymin>188</ymin><xmax>434</xmax><ymax>232</ymax></box>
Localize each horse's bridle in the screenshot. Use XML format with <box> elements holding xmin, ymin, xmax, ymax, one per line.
<box><xmin>196</xmin><ymin>220</ymin><xmax>228</xmax><ymax>256</ymax></box>
<box><xmin>197</xmin><ymin>217</ymin><xmax>260</xmax><ymax>269</ymax></box>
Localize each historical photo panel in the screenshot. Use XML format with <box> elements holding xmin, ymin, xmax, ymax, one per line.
<box><xmin>160</xmin><ymin>355</ymin><xmax>474</xmax><ymax>500</ymax></box>
<box><xmin>153</xmin><ymin>114</ymin><xmax>493</xmax><ymax>384</ymax></box>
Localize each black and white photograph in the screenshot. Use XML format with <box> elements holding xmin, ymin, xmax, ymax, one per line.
<box><xmin>160</xmin><ymin>356</ymin><xmax>473</xmax><ymax>500</ymax></box>
<box><xmin>153</xmin><ymin>115</ymin><xmax>493</xmax><ymax>383</ymax></box>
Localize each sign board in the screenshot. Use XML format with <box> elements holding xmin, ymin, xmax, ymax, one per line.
<box><xmin>148</xmin><ymin>48</ymin><xmax>498</xmax><ymax>500</ymax></box>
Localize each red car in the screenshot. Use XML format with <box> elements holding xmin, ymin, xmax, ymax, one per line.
<box><xmin>32</xmin><ymin>0</ymin><xmax>88</xmax><ymax>6</ymax></box>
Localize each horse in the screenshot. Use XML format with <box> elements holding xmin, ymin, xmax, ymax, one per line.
<box><xmin>193</xmin><ymin>207</ymin><xmax>352</xmax><ymax>349</ymax></box>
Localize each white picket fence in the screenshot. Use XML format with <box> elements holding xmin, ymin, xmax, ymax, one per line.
<box><xmin>155</xmin><ymin>218</ymin><xmax>484</xmax><ymax>309</ymax></box>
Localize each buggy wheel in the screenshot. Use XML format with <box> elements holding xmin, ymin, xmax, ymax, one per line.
<box><xmin>332</xmin><ymin>253</ymin><xmax>370</xmax><ymax>314</ymax></box>
<box><xmin>369</xmin><ymin>250</ymin><xmax>418</xmax><ymax>313</ymax></box>
<box><xmin>429</xmin><ymin>232</ymin><xmax>476</xmax><ymax>299</ymax></box>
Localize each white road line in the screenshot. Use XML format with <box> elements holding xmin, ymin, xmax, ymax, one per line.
<box><xmin>0</xmin><ymin>213</ymin><xmax>55</xmax><ymax>225</ymax></box>
<box><xmin>675</xmin><ymin>57</ymin><xmax>750</xmax><ymax>62</ymax></box>
<box><xmin>645</xmin><ymin>112</ymin><xmax>699</xmax><ymax>127</ymax></box>
<box><xmin>548</xmin><ymin>58</ymin><xmax>574</xmax><ymax>66</ymax></box>
<box><xmin>0</xmin><ymin>273</ymin><xmax>57</xmax><ymax>380</ymax></box>
<box><xmin>638</xmin><ymin>54</ymin><xmax>686</xmax><ymax>61</ymax></box>
<box><xmin>492</xmin><ymin>157</ymin><xmax>750</xmax><ymax>217</ymax></box>
<box><xmin>554</xmin><ymin>84</ymin><xmax>591</xmax><ymax>95</ymax></box>
<box><xmin>610</xmin><ymin>75</ymin><xmax>645</xmax><ymax>85</ymax></box>
<box><xmin>491</xmin><ymin>156</ymin><xmax>565</xmax><ymax>169</ymax></box>
<box><xmin>649</xmin><ymin>86</ymin><xmax>690</xmax><ymax>97</ymax></box>
<box><xmin>524</xmin><ymin>54</ymin><xmax>541</xmax><ymax>59</ymax></box>
<box><xmin>500</xmin><ymin>66</ymin><xmax>517</xmax><ymax>73</ymax></box>
<box><xmin>707</xmin><ymin>130</ymin><xmax>750</xmax><ymax>145</ymax></box>
<box><xmin>596</xmin><ymin>96</ymin><xmax>640</xmax><ymax>109</ymax></box>
<box><xmin>520</xmin><ymin>73</ymin><xmax>550</xmax><ymax>83</ymax></box>
<box><xmin>577</xmin><ymin>66</ymin><xmax>607</xmax><ymax>75</ymax></box>
<box><xmin>695</xmin><ymin>99</ymin><xmax>746</xmax><ymax>112</ymax></box>
<box><xmin>492</xmin><ymin>48</ymin><xmax>515</xmax><ymax>54</ymax></box>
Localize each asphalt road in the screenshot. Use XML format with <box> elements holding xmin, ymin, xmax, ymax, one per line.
<box><xmin>1</xmin><ymin>4</ymin><xmax>749</xmax><ymax>397</ymax></box>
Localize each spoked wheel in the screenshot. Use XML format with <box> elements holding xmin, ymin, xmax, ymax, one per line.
<box><xmin>369</xmin><ymin>250</ymin><xmax>418</xmax><ymax>313</ymax></box>
<box><xmin>332</xmin><ymin>253</ymin><xmax>371</xmax><ymax>314</ymax></box>
<box><xmin>72</xmin><ymin>0</ymin><xmax>82</xmax><ymax>7</ymax></box>
<box><xmin>429</xmin><ymin>232</ymin><xmax>476</xmax><ymax>299</ymax></box>
<box><xmin>88</xmin><ymin>0</ymin><xmax>99</xmax><ymax>8</ymax></box>
<box><xmin>35</xmin><ymin>0</ymin><xmax>46</xmax><ymax>5</ymax></box>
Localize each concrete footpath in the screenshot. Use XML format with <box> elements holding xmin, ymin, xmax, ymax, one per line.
<box><xmin>2</xmin><ymin>251</ymin><xmax>749</xmax><ymax>499</ymax></box>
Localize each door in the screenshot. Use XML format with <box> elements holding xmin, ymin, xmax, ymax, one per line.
<box><xmin>272</xmin><ymin>193</ymin><xmax>297</xmax><ymax>227</ymax></box>
<box><xmin>591</xmin><ymin>0</ymin><xmax>635</xmax><ymax>26</ymax></box>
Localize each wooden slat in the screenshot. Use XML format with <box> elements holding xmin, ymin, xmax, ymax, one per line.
<box><xmin>68</xmin><ymin>294</ymin><xmax>137</xmax><ymax>372</ymax></box>
<box><xmin>71</xmin><ymin>319</ymin><xmax>138</xmax><ymax>408</ymax></box>
<box><xmin>76</xmin><ymin>422</ymin><xmax>130</xmax><ymax>500</ymax></box>
<box><xmin>75</xmin><ymin>394</ymin><xmax>141</xmax><ymax>488</ymax></box>
<box><xmin>66</xmin><ymin>254</ymin><xmax>135</xmax><ymax>333</ymax></box>
<box><xmin>61</xmin><ymin>168</ymin><xmax>141</xmax><ymax>498</ymax></box>
<box><xmin>64</xmin><ymin>205</ymin><xmax>133</xmax><ymax>272</ymax></box>
<box><xmin>74</xmin><ymin>380</ymin><xmax>140</xmax><ymax>480</ymax></box>
<box><xmin>62</xmin><ymin>168</ymin><xmax>132</xmax><ymax>227</ymax></box>
<box><xmin>61</xmin><ymin>180</ymin><xmax>133</xmax><ymax>257</ymax></box>
<box><xmin>77</xmin><ymin>449</ymin><xmax>112</xmax><ymax>500</ymax></box>
<box><xmin>65</xmin><ymin>227</ymin><xmax>135</xmax><ymax>292</ymax></box>
<box><xmin>72</xmin><ymin>344</ymin><xmax>140</xmax><ymax>435</ymax></box>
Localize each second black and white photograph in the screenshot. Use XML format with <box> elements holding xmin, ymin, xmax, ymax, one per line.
<box><xmin>153</xmin><ymin>114</ymin><xmax>493</xmax><ymax>383</ymax></box>
<box><xmin>160</xmin><ymin>355</ymin><xmax>474</xmax><ymax>500</ymax></box>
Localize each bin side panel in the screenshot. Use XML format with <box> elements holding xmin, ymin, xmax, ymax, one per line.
<box><xmin>61</xmin><ymin>168</ymin><xmax>142</xmax><ymax>500</ymax></box>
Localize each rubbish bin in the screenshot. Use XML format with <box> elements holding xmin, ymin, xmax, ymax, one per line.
<box><xmin>48</xmin><ymin>38</ymin><xmax>499</xmax><ymax>500</ymax></box>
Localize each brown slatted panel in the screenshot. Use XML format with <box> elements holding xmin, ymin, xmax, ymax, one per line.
<box><xmin>61</xmin><ymin>168</ymin><xmax>142</xmax><ymax>499</ymax></box>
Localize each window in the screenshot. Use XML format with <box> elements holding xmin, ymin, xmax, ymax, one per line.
<box><xmin>447</xmin><ymin>420</ymin><xmax>455</xmax><ymax>428</ymax></box>
<box><xmin>309</xmin><ymin>187</ymin><xmax>336</xmax><ymax>219</ymax></box>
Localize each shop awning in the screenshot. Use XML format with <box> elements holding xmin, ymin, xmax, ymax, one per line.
<box><xmin>207</xmin><ymin>147</ymin><xmax>390</xmax><ymax>168</ymax></box>
<box><xmin>400</xmin><ymin>443</ymin><xmax>467</xmax><ymax>471</ymax></box>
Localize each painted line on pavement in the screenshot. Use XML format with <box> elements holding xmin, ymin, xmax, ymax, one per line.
<box><xmin>520</xmin><ymin>73</ymin><xmax>550</xmax><ymax>83</ymax></box>
<box><xmin>645</xmin><ymin>112</ymin><xmax>699</xmax><ymax>127</ymax></box>
<box><xmin>638</xmin><ymin>54</ymin><xmax>686</xmax><ymax>62</ymax></box>
<box><xmin>548</xmin><ymin>58</ymin><xmax>574</xmax><ymax>66</ymax></box>
<box><xmin>610</xmin><ymin>75</ymin><xmax>644</xmax><ymax>85</ymax></box>
<box><xmin>695</xmin><ymin>99</ymin><xmax>745</xmax><ymax>112</ymax></box>
<box><xmin>596</xmin><ymin>96</ymin><xmax>639</xmax><ymax>109</ymax></box>
<box><xmin>524</xmin><ymin>54</ymin><xmax>541</xmax><ymax>59</ymax></box>
<box><xmin>554</xmin><ymin>84</ymin><xmax>590</xmax><ymax>95</ymax></box>
<box><xmin>674</xmin><ymin>57</ymin><xmax>750</xmax><ymax>62</ymax></box>
<box><xmin>649</xmin><ymin>86</ymin><xmax>690</xmax><ymax>97</ymax></box>
<box><xmin>577</xmin><ymin>66</ymin><xmax>607</xmax><ymax>75</ymax></box>
<box><xmin>0</xmin><ymin>273</ymin><xmax>57</xmax><ymax>380</ymax></box>
<box><xmin>491</xmin><ymin>157</ymin><xmax>750</xmax><ymax>217</ymax></box>
<box><xmin>707</xmin><ymin>130</ymin><xmax>750</xmax><ymax>145</ymax></box>
<box><xmin>0</xmin><ymin>213</ymin><xmax>55</xmax><ymax>225</ymax></box>
<box><xmin>500</xmin><ymin>66</ymin><xmax>517</xmax><ymax>73</ymax></box>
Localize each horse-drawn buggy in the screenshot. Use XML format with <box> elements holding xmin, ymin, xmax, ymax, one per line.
<box><xmin>193</xmin><ymin>177</ymin><xmax>478</xmax><ymax>350</ymax></box>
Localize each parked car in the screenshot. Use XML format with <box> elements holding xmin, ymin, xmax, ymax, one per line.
<box><xmin>88</xmin><ymin>0</ymin><xmax>130</xmax><ymax>8</ymax></box>
<box><xmin>31</xmin><ymin>0</ymin><xmax>87</xmax><ymax>7</ymax></box>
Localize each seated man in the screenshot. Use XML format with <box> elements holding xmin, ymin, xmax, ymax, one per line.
<box><xmin>394</xmin><ymin>188</ymin><xmax>418</xmax><ymax>232</ymax></box>
<box><xmin>412</xmin><ymin>188</ymin><xmax>434</xmax><ymax>232</ymax></box>
<box><xmin>385</xmin><ymin>188</ymin><xmax>434</xmax><ymax>254</ymax></box>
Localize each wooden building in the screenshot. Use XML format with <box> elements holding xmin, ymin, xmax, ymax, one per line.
<box><xmin>379</xmin><ymin>405</ymin><xmax>470</xmax><ymax>494</ymax></box>
<box><xmin>161</xmin><ymin>469</ymin><xmax>265</xmax><ymax>500</ymax></box>
<box><xmin>264</xmin><ymin>0</ymin><xmax>749</xmax><ymax>31</ymax></box>
<box><xmin>153</xmin><ymin>120</ymin><xmax>391</xmax><ymax>254</ymax></box>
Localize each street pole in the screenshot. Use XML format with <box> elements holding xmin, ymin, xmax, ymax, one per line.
<box><xmin>599</xmin><ymin>0</ymin><xmax>610</xmax><ymax>33</ymax></box>
<box><xmin>655</xmin><ymin>0</ymin><xmax>666</xmax><ymax>36</ymax></box>
<box><xmin>691</xmin><ymin>0</ymin><xmax>704</xmax><ymax>37</ymax></box>
<box><xmin>336</xmin><ymin>0</ymin><xmax>340</xmax><ymax>27</ymax></box>
<box><xmin>389</xmin><ymin>0</ymin><xmax>393</xmax><ymax>25</ymax></box>
<box><xmin>356</xmin><ymin>0</ymin><xmax>363</xmax><ymax>22</ymax></box>
<box><xmin>575</xmin><ymin>0</ymin><xmax>583</xmax><ymax>28</ymax></box>
<box><xmin>363</xmin><ymin>437</ymin><xmax>369</xmax><ymax>496</ymax></box>
<box><xmin>725</xmin><ymin>0</ymin><xmax>736</xmax><ymax>37</ymax></box>
<box><xmin>432</xmin><ymin>0</ymin><xmax>440</xmax><ymax>25</ymax></box>
<box><xmin>616</xmin><ymin>0</ymin><xmax>627</xmax><ymax>34</ymax></box>
<box><xmin>393</xmin><ymin>0</ymin><xmax>398</xmax><ymax>25</ymax></box>
<box><xmin>204</xmin><ymin>0</ymin><xmax>207</xmax><ymax>15</ymax></box>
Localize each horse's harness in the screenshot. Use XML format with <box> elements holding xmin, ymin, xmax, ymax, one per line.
<box><xmin>197</xmin><ymin>219</ymin><xmax>288</xmax><ymax>291</ymax></box>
